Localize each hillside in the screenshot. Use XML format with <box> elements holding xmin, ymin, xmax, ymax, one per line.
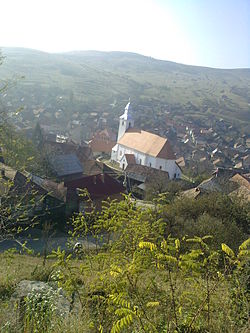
<box><xmin>0</xmin><ymin>47</ymin><xmax>250</xmax><ymax>134</ymax></box>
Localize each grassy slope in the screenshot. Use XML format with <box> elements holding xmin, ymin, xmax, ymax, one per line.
<box><xmin>0</xmin><ymin>47</ymin><xmax>250</xmax><ymax>132</ymax></box>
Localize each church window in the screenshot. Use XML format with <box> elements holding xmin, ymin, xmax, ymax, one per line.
<box><xmin>128</xmin><ymin>122</ymin><xmax>131</xmax><ymax>127</ymax></box>
<box><xmin>139</xmin><ymin>159</ymin><xmax>142</xmax><ymax>164</ymax></box>
<box><xmin>149</xmin><ymin>162</ymin><xmax>151</xmax><ymax>167</ymax></box>
<box><xmin>159</xmin><ymin>166</ymin><xmax>162</xmax><ymax>170</ymax></box>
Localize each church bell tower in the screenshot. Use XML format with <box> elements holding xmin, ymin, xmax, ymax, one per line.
<box><xmin>117</xmin><ymin>101</ymin><xmax>134</xmax><ymax>141</ymax></box>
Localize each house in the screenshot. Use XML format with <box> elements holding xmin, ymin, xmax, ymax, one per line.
<box><xmin>111</xmin><ymin>102</ymin><xmax>181</xmax><ymax>179</ymax></box>
<box><xmin>0</xmin><ymin>162</ymin><xmax>66</xmax><ymax>227</ymax></box>
<box><xmin>34</xmin><ymin>122</ymin><xmax>93</xmax><ymax>162</ymax></box>
<box><xmin>48</xmin><ymin>153</ymin><xmax>83</xmax><ymax>181</ymax></box>
<box><xmin>119</xmin><ymin>154</ymin><xmax>136</xmax><ymax>171</ymax></box>
<box><xmin>181</xmin><ymin>187</ymin><xmax>209</xmax><ymax>200</ymax></box>
<box><xmin>89</xmin><ymin>128</ymin><xmax>116</xmax><ymax>156</ymax></box>
<box><xmin>242</xmin><ymin>155</ymin><xmax>250</xmax><ymax>169</ymax></box>
<box><xmin>43</xmin><ymin>140</ymin><xmax>93</xmax><ymax>164</ymax></box>
<box><xmin>198</xmin><ymin>168</ymin><xmax>238</xmax><ymax>194</ymax></box>
<box><xmin>229</xmin><ymin>173</ymin><xmax>250</xmax><ymax>202</ymax></box>
<box><xmin>82</xmin><ymin>159</ymin><xmax>115</xmax><ymax>176</ymax></box>
<box><xmin>176</xmin><ymin>156</ymin><xmax>186</xmax><ymax>168</ymax></box>
<box><xmin>125</xmin><ymin>163</ymin><xmax>169</xmax><ymax>184</ymax></box>
<box><xmin>230</xmin><ymin>173</ymin><xmax>250</xmax><ymax>190</ymax></box>
<box><xmin>246</xmin><ymin>138</ymin><xmax>250</xmax><ymax>149</ymax></box>
<box><xmin>180</xmin><ymin>169</ymin><xmax>250</xmax><ymax>202</ymax></box>
<box><xmin>64</xmin><ymin>173</ymin><xmax>125</xmax><ymax>213</ymax></box>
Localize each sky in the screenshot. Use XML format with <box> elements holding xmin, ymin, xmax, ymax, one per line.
<box><xmin>0</xmin><ymin>0</ymin><xmax>249</xmax><ymax>68</ymax></box>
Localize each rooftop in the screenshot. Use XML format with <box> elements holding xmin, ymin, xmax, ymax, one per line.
<box><xmin>124</xmin><ymin>154</ymin><xmax>136</xmax><ymax>165</ymax></box>
<box><xmin>118</xmin><ymin>128</ymin><xmax>175</xmax><ymax>159</ymax></box>
<box><xmin>126</xmin><ymin>164</ymin><xmax>169</xmax><ymax>183</ymax></box>
<box><xmin>49</xmin><ymin>154</ymin><xmax>83</xmax><ymax>177</ymax></box>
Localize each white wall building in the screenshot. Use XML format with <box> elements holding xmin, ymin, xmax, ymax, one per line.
<box><xmin>111</xmin><ymin>102</ymin><xmax>181</xmax><ymax>180</ymax></box>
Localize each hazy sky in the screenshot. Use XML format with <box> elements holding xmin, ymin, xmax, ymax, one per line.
<box><xmin>0</xmin><ymin>0</ymin><xmax>249</xmax><ymax>68</ymax></box>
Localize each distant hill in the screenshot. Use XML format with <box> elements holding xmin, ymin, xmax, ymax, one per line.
<box><xmin>0</xmin><ymin>47</ymin><xmax>249</xmax><ymax>134</ymax></box>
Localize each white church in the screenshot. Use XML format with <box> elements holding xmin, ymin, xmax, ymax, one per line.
<box><xmin>111</xmin><ymin>102</ymin><xmax>182</xmax><ymax>180</ymax></box>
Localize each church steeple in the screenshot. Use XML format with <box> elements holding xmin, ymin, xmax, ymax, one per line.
<box><xmin>117</xmin><ymin>101</ymin><xmax>134</xmax><ymax>141</ymax></box>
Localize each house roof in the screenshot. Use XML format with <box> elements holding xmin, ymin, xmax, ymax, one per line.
<box><xmin>235</xmin><ymin>161</ymin><xmax>243</xmax><ymax>169</ymax></box>
<box><xmin>176</xmin><ymin>156</ymin><xmax>185</xmax><ymax>168</ymax></box>
<box><xmin>65</xmin><ymin>173</ymin><xmax>125</xmax><ymax>199</ymax></box>
<box><xmin>28</xmin><ymin>174</ymin><xmax>67</xmax><ymax>202</ymax></box>
<box><xmin>0</xmin><ymin>162</ymin><xmax>17</xmax><ymax>180</ymax></box>
<box><xmin>89</xmin><ymin>138</ymin><xmax>116</xmax><ymax>153</ymax></box>
<box><xmin>94</xmin><ymin>128</ymin><xmax>116</xmax><ymax>141</ymax></box>
<box><xmin>126</xmin><ymin>164</ymin><xmax>169</xmax><ymax>183</ymax></box>
<box><xmin>181</xmin><ymin>187</ymin><xmax>209</xmax><ymax>200</ymax></box>
<box><xmin>82</xmin><ymin>160</ymin><xmax>114</xmax><ymax>176</ymax></box>
<box><xmin>118</xmin><ymin>128</ymin><xmax>175</xmax><ymax>159</ymax></box>
<box><xmin>230</xmin><ymin>173</ymin><xmax>250</xmax><ymax>190</ymax></box>
<box><xmin>124</xmin><ymin>154</ymin><xmax>136</xmax><ymax>165</ymax></box>
<box><xmin>242</xmin><ymin>154</ymin><xmax>250</xmax><ymax>162</ymax></box>
<box><xmin>229</xmin><ymin>186</ymin><xmax>250</xmax><ymax>202</ymax></box>
<box><xmin>44</xmin><ymin>141</ymin><xmax>93</xmax><ymax>163</ymax></box>
<box><xmin>0</xmin><ymin>162</ymin><xmax>66</xmax><ymax>202</ymax></box>
<box><xmin>49</xmin><ymin>154</ymin><xmax>83</xmax><ymax>177</ymax></box>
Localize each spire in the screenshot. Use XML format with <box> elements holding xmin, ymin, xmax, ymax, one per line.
<box><xmin>117</xmin><ymin>100</ymin><xmax>134</xmax><ymax>141</ymax></box>
<box><xmin>123</xmin><ymin>100</ymin><xmax>133</xmax><ymax>120</ymax></box>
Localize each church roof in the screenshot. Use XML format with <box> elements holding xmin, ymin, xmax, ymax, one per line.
<box><xmin>118</xmin><ymin>128</ymin><xmax>176</xmax><ymax>159</ymax></box>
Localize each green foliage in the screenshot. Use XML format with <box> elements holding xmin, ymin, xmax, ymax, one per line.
<box><xmin>161</xmin><ymin>193</ymin><xmax>248</xmax><ymax>249</ymax></box>
<box><xmin>23</xmin><ymin>288</ymin><xmax>58</xmax><ymax>333</ymax></box>
<box><xmin>0</xmin><ymin>54</ymin><xmax>50</xmax><ymax>244</ymax></box>
<box><xmin>0</xmin><ymin>122</ymin><xmax>48</xmax><ymax>175</ymax></box>
<box><xmin>145</xmin><ymin>177</ymin><xmax>191</xmax><ymax>202</ymax></box>
<box><xmin>48</xmin><ymin>195</ymin><xmax>249</xmax><ymax>332</ymax></box>
<box><xmin>221</xmin><ymin>240</ymin><xmax>250</xmax><ymax>328</ymax></box>
<box><xmin>0</xmin><ymin>194</ymin><xmax>249</xmax><ymax>332</ymax></box>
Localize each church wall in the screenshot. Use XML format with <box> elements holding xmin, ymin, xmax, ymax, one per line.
<box><xmin>155</xmin><ymin>158</ymin><xmax>180</xmax><ymax>179</ymax></box>
<box><xmin>117</xmin><ymin>145</ymin><xmax>146</xmax><ymax>165</ymax></box>
<box><xmin>147</xmin><ymin>156</ymin><xmax>180</xmax><ymax>179</ymax></box>
<box><xmin>116</xmin><ymin>145</ymin><xmax>181</xmax><ymax>179</ymax></box>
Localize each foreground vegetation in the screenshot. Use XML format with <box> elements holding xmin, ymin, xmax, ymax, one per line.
<box><xmin>0</xmin><ymin>194</ymin><xmax>249</xmax><ymax>333</ymax></box>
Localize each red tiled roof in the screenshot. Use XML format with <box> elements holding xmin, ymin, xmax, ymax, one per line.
<box><xmin>97</xmin><ymin>128</ymin><xmax>116</xmax><ymax>141</ymax></box>
<box><xmin>65</xmin><ymin>173</ymin><xmax>125</xmax><ymax>200</ymax></box>
<box><xmin>89</xmin><ymin>139</ymin><xmax>116</xmax><ymax>153</ymax></box>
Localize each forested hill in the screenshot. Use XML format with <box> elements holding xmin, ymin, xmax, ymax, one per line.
<box><xmin>0</xmin><ymin>47</ymin><xmax>250</xmax><ymax>133</ymax></box>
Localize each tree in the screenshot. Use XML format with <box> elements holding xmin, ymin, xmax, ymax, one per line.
<box><xmin>51</xmin><ymin>194</ymin><xmax>250</xmax><ymax>333</ymax></box>
<box><xmin>0</xmin><ymin>51</ymin><xmax>44</xmax><ymax>244</ymax></box>
<box><xmin>145</xmin><ymin>174</ymin><xmax>191</xmax><ymax>202</ymax></box>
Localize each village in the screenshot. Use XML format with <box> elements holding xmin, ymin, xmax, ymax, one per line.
<box><xmin>0</xmin><ymin>100</ymin><xmax>249</xmax><ymax>238</ymax></box>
